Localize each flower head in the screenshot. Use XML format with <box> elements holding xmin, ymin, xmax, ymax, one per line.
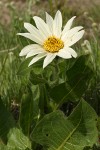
<box><xmin>18</xmin><ymin>10</ymin><xmax>84</xmax><ymax>68</ymax></box>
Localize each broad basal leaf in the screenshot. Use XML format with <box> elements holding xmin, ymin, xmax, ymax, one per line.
<box><xmin>17</xmin><ymin>57</ymin><xmax>32</xmax><ymax>76</ymax></box>
<box><xmin>66</xmin><ymin>55</ymin><xmax>93</xmax><ymax>98</ymax></box>
<box><xmin>31</xmin><ymin>100</ymin><xmax>98</xmax><ymax>150</ymax></box>
<box><xmin>0</xmin><ymin>99</ymin><xmax>15</xmax><ymax>143</ymax></box>
<box><xmin>19</xmin><ymin>85</ymin><xmax>39</xmax><ymax>135</ymax></box>
<box><xmin>38</xmin><ymin>84</ymin><xmax>51</xmax><ymax>115</ymax></box>
<box><xmin>0</xmin><ymin>98</ymin><xmax>31</xmax><ymax>150</ymax></box>
<box><xmin>7</xmin><ymin>128</ymin><xmax>31</xmax><ymax>150</ymax></box>
<box><xmin>50</xmin><ymin>56</ymin><xmax>93</xmax><ymax>107</ymax></box>
<box><xmin>17</xmin><ymin>58</ymin><xmax>43</xmax><ymax>76</ymax></box>
<box><xmin>29</xmin><ymin>71</ymin><xmax>46</xmax><ymax>85</ymax></box>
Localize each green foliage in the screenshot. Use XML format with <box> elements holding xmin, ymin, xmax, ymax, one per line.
<box><xmin>0</xmin><ymin>99</ymin><xmax>15</xmax><ymax>143</ymax></box>
<box><xmin>31</xmin><ymin>100</ymin><xmax>98</xmax><ymax>150</ymax></box>
<box><xmin>0</xmin><ymin>128</ymin><xmax>31</xmax><ymax>150</ymax></box>
<box><xmin>19</xmin><ymin>85</ymin><xmax>39</xmax><ymax>136</ymax></box>
<box><xmin>50</xmin><ymin>55</ymin><xmax>93</xmax><ymax>108</ymax></box>
<box><xmin>0</xmin><ymin>98</ymin><xmax>31</xmax><ymax>150</ymax></box>
<box><xmin>17</xmin><ymin>57</ymin><xmax>32</xmax><ymax>76</ymax></box>
<box><xmin>7</xmin><ymin>128</ymin><xmax>31</xmax><ymax>150</ymax></box>
<box><xmin>29</xmin><ymin>71</ymin><xmax>46</xmax><ymax>85</ymax></box>
<box><xmin>0</xmin><ymin>0</ymin><xmax>100</xmax><ymax>150</ymax></box>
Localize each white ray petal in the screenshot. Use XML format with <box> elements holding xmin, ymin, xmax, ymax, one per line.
<box><xmin>62</xmin><ymin>16</ymin><xmax>76</xmax><ymax>34</ymax></box>
<box><xmin>26</xmin><ymin>48</ymin><xmax>44</xmax><ymax>58</ymax></box>
<box><xmin>43</xmin><ymin>53</ymin><xmax>56</xmax><ymax>68</ymax></box>
<box><xmin>46</xmin><ymin>12</ymin><xmax>53</xmax><ymax>34</ymax></box>
<box><xmin>67</xmin><ymin>48</ymin><xmax>77</xmax><ymax>58</ymax></box>
<box><xmin>65</xmin><ymin>30</ymin><xmax>85</xmax><ymax>46</ymax></box>
<box><xmin>24</xmin><ymin>23</ymin><xmax>46</xmax><ymax>41</ymax></box>
<box><xmin>17</xmin><ymin>33</ymin><xmax>43</xmax><ymax>45</ymax></box>
<box><xmin>28</xmin><ymin>53</ymin><xmax>47</xmax><ymax>67</ymax></box>
<box><xmin>19</xmin><ymin>44</ymin><xmax>43</xmax><ymax>56</ymax></box>
<box><xmin>53</xmin><ymin>10</ymin><xmax>62</xmax><ymax>38</ymax></box>
<box><xmin>61</xmin><ymin>26</ymin><xmax>83</xmax><ymax>41</ymax></box>
<box><xmin>57</xmin><ymin>48</ymin><xmax>72</xmax><ymax>59</ymax></box>
<box><xmin>24</xmin><ymin>23</ymin><xmax>38</xmax><ymax>34</ymax></box>
<box><xmin>33</xmin><ymin>16</ymin><xmax>51</xmax><ymax>38</ymax></box>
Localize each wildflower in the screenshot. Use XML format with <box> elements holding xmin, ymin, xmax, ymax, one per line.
<box><xmin>18</xmin><ymin>11</ymin><xmax>84</xmax><ymax>68</ymax></box>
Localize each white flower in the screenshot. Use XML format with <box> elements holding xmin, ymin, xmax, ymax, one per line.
<box><xmin>18</xmin><ymin>10</ymin><xmax>84</xmax><ymax>68</ymax></box>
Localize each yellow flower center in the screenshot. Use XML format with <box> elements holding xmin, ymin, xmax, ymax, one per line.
<box><xmin>43</xmin><ymin>36</ymin><xmax>64</xmax><ymax>53</ymax></box>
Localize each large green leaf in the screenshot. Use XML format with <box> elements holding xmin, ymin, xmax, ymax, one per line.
<box><xmin>66</xmin><ymin>56</ymin><xmax>93</xmax><ymax>98</ymax></box>
<box><xmin>31</xmin><ymin>100</ymin><xmax>98</xmax><ymax>150</ymax></box>
<box><xmin>19</xmin><ymin>85</ymin><xmax>39</xmax><ymax>135</ymax></box>
<box><xmin>0</xmin><ymin>98</ymin><xmax>31</xmax><ymax>149</ymax></box>
<box><xmin>7</xmin><ymin>128</ymin><xmax>31</xmax><ymax>150</ymax></box>
<box><xmin>0</xmin><ymin>99</ymin><xmax>15</xmax><ymax>143</ymax></box>
<box><xmin>17</xmin><ymin>58</ymin><xmax>43</xmax><ymax>76</ymax></box>
<box><xmin>50</xmin><ymin>56</ymin><xmax>93</xmax><ymax>108</ymax></box>
<box><xmin>0</xmin><ymin>128</ymin><xmax>32</xmax><ymax>150</ymax></box>
<box><xmin>38</xmin><ymin>84</ymin><xmax>51</xmax><ymax>116</ymax></box>
<box><xmin>29</xmin><ymin>71</ymin><xmax>46</xmax><ymax>85</ymax></box>
<box><xmin>17</xmin><ymin>57</ymin><xmax>32</xmax><ymax>76</ymax></box>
